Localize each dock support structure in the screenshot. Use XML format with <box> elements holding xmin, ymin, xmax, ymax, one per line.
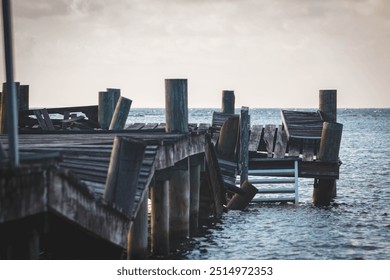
<box><xmin>239</xmin><ymin>107</ymin><xmax>250</xmax><ymax>185</ymax></box>
<box><xmin>165</xmin><ymin>79</ymin><xmax>190</xmax><ymax>244</ymax></box>
<box><xmin>222</xmin><ymin>90</ymin><xmax>235</xmax><ymax>114</ymax></box>
<box><xmin>189</xmin><ymin>154</ymin><xmax>203</xmax><ymax>231</ymax></box>
<box><xmin>151</xmin><ymin>177</ymin><xmax>170</xmax><ymax>256</ymax></box>
<box><xmin>313</xmin><ymin>89</ymin><xmax>341</xmax><ymax>206</ymax></box>
<box><xmin>128</xmin><ymin>188</ymin><xmax>149</xmax><ymax>259</ymax></box>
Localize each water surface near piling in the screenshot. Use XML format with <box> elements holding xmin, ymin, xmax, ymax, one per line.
<box><xmin>131</xmin><ymin>108</ymin><xmax>390</xmax><ymax>259</ymax></box>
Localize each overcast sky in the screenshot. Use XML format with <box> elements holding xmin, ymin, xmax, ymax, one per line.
<box><xmin>1</xmin><ymin>0</ymin><xmax>390</xmax><ymax>108</ymax></box>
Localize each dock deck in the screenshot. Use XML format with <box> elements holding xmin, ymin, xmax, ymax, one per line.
<box><xmin>0</xmin><ymin>128</ymin><xmax>205</xmax><ymax>258</ymax></box>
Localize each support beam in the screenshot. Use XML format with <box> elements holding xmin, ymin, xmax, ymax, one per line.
<box><xmin>127</xmin><ymin>188</ymin><xmax>149</xmax><ymax>259</ymax></box>
<box><xmin>239</xmin><ymin>107</ymin><xmax>250</xmax><ymax>185</ymax></box>
<box><xmin>190</xmin><ymin>154</ymin><xmax>202</xmax><ymax>231</ymax></box>
<box><xmin>151</xmin><ymin>179</ymin><xmax>169</xmax><ymax>256</ymax></box>
<box><xmin>169</xmin><ymin>158</ymin><xmax>190</xmax><ymax>243</ymax></box>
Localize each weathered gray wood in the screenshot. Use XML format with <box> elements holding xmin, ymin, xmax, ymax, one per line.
<box><xmin>313</xmin><ymin>122</ymin><xmax>342</xmax><ymax>205</ymax></box>
<box><xmin>151</xmin><ymin>179</ymin><xmax>169</xmax><ymax>256</ymax></box>
<box><xmin>98</xmin><ymin>89</ymin><xmax>120</xmax><ymax>129</ymax></box>
<box><xmin>319</xmin><ymin>89</ymin><xmax>337</xmax><ymax>123</ymax></box>
<box><xmin>109</xmin><ymin>96</ymin><xmax>132</xmax><ymax>130</ymax></box>
<box><xmin>317</xmin><ymin>122</ymin><xmax>343</xmax><ymax>163</ymax></box>
<box><xmin>287</xmin><ymin>140</ymin><xmax>301</xmax><ymax>157</ymax></box>
<box><xmin>128</xmin><ymin>187</ymin><xmax>149</xmax><ymax>259</ymax></box>
<box><xmin>222</xmin><ymin>90</ymin><xmax>235</xmax><ymax>114</ymax></box>
<box><xmin>204</xmin><ymin>134</ymin><xmax>226</xmax><ymax>219</ymax></box>
<box><xmin>165</xmin><ymin>79</ymin><xmax>188</xmax><ymax>133</ymax></box>
<box><xmin>41</xmin><ymin>109</ymin><xmax>55</xmax><ymax>130</ymax></box>
<box><xmin>302</xmin><ymin>141</ymin><xmax>315</xmax><ymax>161</ymax></box>
<box><xmin>126</xmin><ymin>123</ymin><xmax>145</xmax><ymax>130</ymax></box>
<box><xmin>239</xmin><ymin>107</ymin><xmax>250</xmax><ymax>184</ymax></box>
<box><xmin>169</xmin><ymin>158</ymin><xmax>190</xmax><ymax>242</ymax></box>
<box><xmin>190</xmin><ymin>154</ymin><xmax>202</xmax><ymax>230</ymax></box>
<box><xmin>104</xmin><ymin>136</ymin><xmax>146</xmax><ymax>216</ymax></box>
<box><xmin>216</xmin><ymin>116</ymin><xmax>239</xmax><ymax>161</ymax></box>
<box><xmin>313</xmin><ymin>178</ymin><xmax>335</xmax><ymax>206</ymax></box>
<box><xmin>227</xmin><ymin>181</ymin><xmax>258</xmax><ymax>210</ymax></box>
<box><xmin>248</xmin><ymin>125</ymin><xmax>263</xmax><ymax>152</ymax></box>
<box><xmin>263</xmin><ymin>124</ymin><xmax>276</xmax><ymax>158</ymax></box>
<box><xmin>19</xmin><ymin>85</ymin><xmax>29</xmax><ymax>111</ymax></box>
<box><xmin>273</xmin><ymin>125</ymin><xmax>288</xmax><ymax>158</ymax></box>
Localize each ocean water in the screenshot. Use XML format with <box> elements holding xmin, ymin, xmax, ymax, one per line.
<box><xmin>128</xmin><ymin>108</ymin><xmax>390</xmax><ymax>260</ymax></box>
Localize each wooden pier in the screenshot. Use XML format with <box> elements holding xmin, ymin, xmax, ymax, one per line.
<box><xmin>0</xmin><ymin>81</ymin><xmax>343</xmax><ymax>259</ymax></box>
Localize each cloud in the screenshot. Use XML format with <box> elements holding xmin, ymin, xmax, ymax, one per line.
<box><xmin>3</xmin><ymin>0</ymin><xmax>390</xmax><ymax>107</ymax></box>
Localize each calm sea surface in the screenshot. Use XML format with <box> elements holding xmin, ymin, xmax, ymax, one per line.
<box><xmin>128</xmin><ymin>108</ymin><xmax>390</xmax><ymax>260</ymax></box>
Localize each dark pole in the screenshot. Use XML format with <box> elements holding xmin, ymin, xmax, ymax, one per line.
<box><xmin>2</xmin><ymin>0</ymin><xmax>19</xmax><ymax>167</ymax></box>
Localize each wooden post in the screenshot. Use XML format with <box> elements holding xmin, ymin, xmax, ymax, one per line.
<box><xmin>313</xmin><ymin>122</ymin><xmax>343</xmax><ymax>206</ymax></box>
<box><xmin>19</xmin><ymin>85</ymin><xmax>29</xmax><ymax>111</ymax></box>
<box><xmin>151</xmin><ymin>178</ymin><xmax>170</xmax><ymax>256</ymax></box>
<box><xmin>164</xmin><ymin>78</ymin><xmax>190</xmax><ymax>243</ymax></box>
<box><xmin>319</xmin><ymin>89</ymin><xmax>337</xmax><ymax>123</ymax></box>
<box><xmin>109</xmin><ymin>96</ymin><xmax>132</xmax><ymax>130</ymax></box>
<box><xmin>98</xmin><ymin>89</ymin><xmax>120</xmax><ymax>129</ymax></box>
<box><xmin>239</xmin><ymin>106</ymin><xmax>250</xmax><ymax>185</ymax></box>
<box><xmin>227</xmin><ymin>181</ymin><xmax>258</xmax><ymax>210</ymax></box>
<box><xmin>216</xmin><ymin>116</ymin><xmax>239</xmax><ymax>161</ymax></box>
<box><xmin>169</xmin><ymin>158</ymin><xmax>190</xmax><ymax>243</ymax></box>
<box><xmin>315</xmin><ymin>89</ymin><xmax>338</xmax><ymax>202</ymax></box>
<box><xmin>222</xmin><ymin>90</ymin><xmax>235</xmax><ymax>114</ymax></box>
<box><xmin>104</xmin><ymin>136</ymin><xmax>146</xmax><ymax>216</ymax></box>
<box><xmin>128</xmin><ymin>187</ymin><xmax>149</xmax><ymax>259</ymax></box>
<box><xmin>165</xmin><ymin>79</ymin><xmax>188</xmax><ymax>133</ymax></box>
<box><xmin>190</xmin><ymin>154</ymin><xmax>202</xmax><ymax>231</ymax></box>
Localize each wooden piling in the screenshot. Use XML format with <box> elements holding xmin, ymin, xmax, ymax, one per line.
<box><xmin>165</xmin><ymin>78</ymin><xmax>190</xmax><ymax>243</ymax></box>
<box><xmin>314</xmin><ymin>89</ymin><xmax>339</xmax><ymax>204</ymax></box>
<box><xmin>128</xmin><ymin>188</ymin><xmax>149</xmax><ymax>259</ymax></box>
<box><xmin>151</xmin><ymin>178</ymin><xmax>170</xmax><ymax>256</ymax></box>
<box><xmin>227</xmin><ymin>181</ymin><xmax>258</xmax><ymax>210</ymax></box>
<box><xmin>190</xmin><ymin>154</ymin><xmax>203</xmax><ymax>231</ymax></box>
<box><xmin>313</xmin><ymin>122</ymin><xmax>343</xmax><ymax>206</ymax></box>
<box><xmin>98</xmin><ymin>89</ymin><xmax>120</xmax><ymax>129</ymax></box>
<box><xmin>216</xmin><ymin>115</ymin><xmax>239</xmax><ymax>161</ymax></box>
<box><xmin>239</xmin><ymin>107</ymin><xmax>250</xmax><ymax>185</ymax></box>
<box><xmin>319</xmin><ymin>89</ymin><xmax>337</xmax><ymax>123</ymax></box>
<box><xmin>165</xmin><ymin>79</ymin><xmax>188</xmax><ymax>133</ymax></box>
<box><xmin>222</xmin><ymin>90</ymin><xmax>235</xmax><ymax>114</ymax></box>
<box><xmin>109</xmin><ymin>96</ymin><xmax>132</xmax><ymax>130</ymax></box>
<box><xmin>19</xmin><ymin>85</ymin><xmax>29</xmax><ymax>111</ymax></box>
<box><xmin>169</xmin><ymin>158</ymin><xmax>190</xmax><ymax>242</ymax></box>
<box><xmin>104</xmin><ymin>136</ymin><xmax>146</xmax><ymax>216</ymax></box>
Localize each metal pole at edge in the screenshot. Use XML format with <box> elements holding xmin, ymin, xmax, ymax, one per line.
<box><xmin>2</xmin><ymin>0</ymin><xmax>19</xmax><ymax>167</ymax></box>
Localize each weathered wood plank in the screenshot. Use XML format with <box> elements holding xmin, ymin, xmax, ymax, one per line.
<box><xmin>248</xmin><ymin>125</ymin><xmax>263</xmax><ymax>152</ymax></box>
<box><xmin>273</xmin><ymin>125</ymin><xmax>288</xmax><ymax>158</ymax></box>
<box><xmin>204</xmin><ymin>134</ymin><xmax>226</xmax><ymax>219</ymax></box>
<box><xmin>263</xmin><ymin>124</ymin><xmax>276</xmax><ymax>157</ymax></box>
<box><xmin>216</xmin><ymin>116</ymin><xmax>239</xmax><ymax>161</ymax></box>
<box><xmin>239</xmin><ymin>107</ymin><xmax>250</xmax><ymax>184</ymax></box>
